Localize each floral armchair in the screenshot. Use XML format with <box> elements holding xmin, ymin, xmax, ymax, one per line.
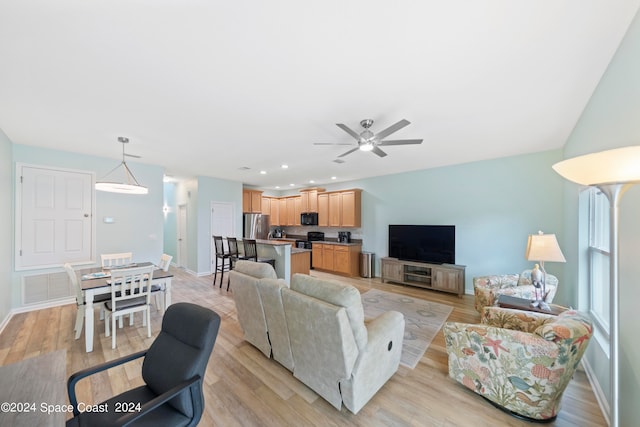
<box><xmin>473</xmin><ymin>270</ymin><xmax>558</xmax><ymax>313</ymax></box>
<box><xmin>443</xmin><ymin>306</ymin><xmax>592</xmax><ymax>422</ymax></box>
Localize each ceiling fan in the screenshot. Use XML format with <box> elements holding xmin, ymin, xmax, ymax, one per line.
<box><xmin>314</xmin><ymin>119</ymin><xmax>423</xmax><ymax>158</ymax></box>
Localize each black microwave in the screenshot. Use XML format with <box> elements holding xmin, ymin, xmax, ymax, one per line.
<box><xmin>300</xmin><ymin>212</ymin><xmax>318</xmax><ymax>226</ymax></box>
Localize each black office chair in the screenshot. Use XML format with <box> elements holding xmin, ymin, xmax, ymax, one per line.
<box><xmin>212</xmin><ymin>235</ymin><xmax>232</xmax><ymax>288</ymax></box>
<box><xmin>66</xmin><ymin>303</ymin><xmax>221</xmax><ymax>427</ymax></box>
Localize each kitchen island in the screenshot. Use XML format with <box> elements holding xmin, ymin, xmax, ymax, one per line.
<box><xmin>247</xmin><ymin>239</ymin><xmax>310</xmax><ymax>284</ymax></box>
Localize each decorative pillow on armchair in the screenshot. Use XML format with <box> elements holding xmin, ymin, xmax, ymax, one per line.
<box><xmin>534</xmin><ymin>310</ymin><xmax>592</xmax><ymax>342</ymax></box>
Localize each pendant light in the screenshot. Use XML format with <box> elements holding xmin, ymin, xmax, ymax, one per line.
<box><xmin>95</xmin><ymin>137</ymin><xmax>148</xmax><ymax>194</ymax></box>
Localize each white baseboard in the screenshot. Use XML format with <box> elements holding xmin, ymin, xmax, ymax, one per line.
<box><xmin>0</xmin><ymin>297</ymin><xmax>75</xmax><ymax>336</ymax></box>
<box><xmin>581</xmin><ymin>357</ymin><xmax>610</xmax><ymax>426</ymax></box>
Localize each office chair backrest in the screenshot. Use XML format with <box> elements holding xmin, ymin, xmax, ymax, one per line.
<box><xmin>142</xmin><ymin>303</ymin><xmax>221</xmax><ymax>420</ymax></box>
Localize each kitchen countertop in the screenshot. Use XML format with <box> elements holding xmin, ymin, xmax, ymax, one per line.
<box><xmin>311</xmin><ymin>241</ymin><xmax>362</xmax><ymax>247</ymax></box>
<box><xmin>254</xmin><ymin>239</ymin><xmax>292</xmax><ymax>246</ymax></box>
<box><xmin>291</xmin><ymin>248</ymin><xmax>311</xmax><ymax>254</ymax></box>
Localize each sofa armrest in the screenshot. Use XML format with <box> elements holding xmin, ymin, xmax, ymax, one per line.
<box><xmin>443</xmin><ymin>320</ymin><xmax>582</xmax><ymax>420</ymax></box>
<box><xmin>341</xmin><ymin>311</ymin><xmax>405</xmax><ymax>414</ymax></box>
<box><xmin>481</xmin><ymin>306</ymin><xmax>555</xmax><ymax>332</ymax></box>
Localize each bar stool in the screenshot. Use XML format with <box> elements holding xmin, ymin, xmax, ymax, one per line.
<box><xmin>225</xmin><ymin>237</ymin><xmax>250</xmax><ymax>291</ymax></box>
<box><xmin>212</xmin><ymin>236</ymin><xmax>232</xmax><ymax>288</ymax></box>
<box><xmin>242</xmin><ymin>239</ymin><xmax>276</xmax><ymax>268</ymax></box>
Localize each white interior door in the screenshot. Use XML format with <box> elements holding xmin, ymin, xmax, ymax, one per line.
<box><xmin>17</xmin><ymin>164</ymin><xmax>94</xmax><ymax>269</ymax></box>
<box><xmin>177</xmin><ymin>204</ymin><xmax>188</xmax><ymax>269</ymax></box>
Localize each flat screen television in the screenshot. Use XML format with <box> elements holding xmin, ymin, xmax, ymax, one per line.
<box><xmin>388</xmin><ymin>225</ymin><xmax>455</xmax><ymax>264</ymax></box>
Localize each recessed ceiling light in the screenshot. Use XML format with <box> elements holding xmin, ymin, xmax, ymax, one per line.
<box><xmin>289</xmin><ymin>183</ymin><xmax>295</xmax><ymax>187</ymax></box>
<box><xmin>275</xmin><ymin>186</ymin><xmax>280</xmax><ymax>189</ymax></box>
<box><xmin>331</xmin><ymin>176</ymin><xmax>337</xmax><ymax>180</ymax></box>
<box><xmin>281</xmin><ymin>164</ymin><xmax>289</xmax><ymax>169</ymax></box>
<box><xmin>260</xmin><ymin>170</ymin><xmax>267</xmax><ymax>174</ymax></box>
<box><xmin>309</xmin><ymin>180</ymin><xmax>315</xmax><ymax>184</ymax></box>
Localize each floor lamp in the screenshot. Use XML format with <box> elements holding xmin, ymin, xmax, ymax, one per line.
<box><xmin>553</xmin><ymin>145</ymin><xmax>640</xmax><ymax>427</ymax></box>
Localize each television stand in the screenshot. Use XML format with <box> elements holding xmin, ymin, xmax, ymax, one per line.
<box><xmin>381</xmin><ymin>257</ymin><xmax>465</xmax><ymax>297</ymax></box>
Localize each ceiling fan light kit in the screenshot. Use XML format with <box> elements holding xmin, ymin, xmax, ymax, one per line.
<box><xmin>315</xmin><ymin>118</ymin><xmax>423</xmax><ymax>159</ymax></box>
<box><xmin>95</xmin><ymin>137</ymin><xmax>148</xmax><ymax>195</ymax></box>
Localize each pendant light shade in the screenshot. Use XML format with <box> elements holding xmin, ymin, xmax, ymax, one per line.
<box><xmin>96</xmin><ymin>137</ymin><xmax>148</xmax><ymax>195</ymax></box>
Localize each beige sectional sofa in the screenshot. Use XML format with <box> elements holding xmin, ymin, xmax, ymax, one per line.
<box><xmin>229</xmin><ymin>260</ymin><xmax>405</xmax><ymax>414</ymax></box>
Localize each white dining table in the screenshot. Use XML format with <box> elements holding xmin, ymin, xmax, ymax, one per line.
<box><xmin>79</xmin><ymin>262</ymin><xmax>173</xmax><ymax>352</ymax></box>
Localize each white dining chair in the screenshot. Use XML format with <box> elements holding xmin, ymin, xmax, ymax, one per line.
<box><xmin>158</xmin><ymin>253</ymin><xmax>173</xmax><ymax>272</ymax></box>
<box><xmin>151</xmin><ymin>254</ymin><xmax>172</xmax><ymax>311</ymax></box>
<box><xmin>104</xmin><ymin>265</ymin><xmax>155</xmax><ymax>349</ymax></box>
<box><xmin>100</xmin><ymin>252</ymin><xmax>133</xmax><ymax>268</ymax></box>
<box><xmin>64</xmin><ymin>263</ymin><xmax>109</xmax><ymax>340</ymax></box>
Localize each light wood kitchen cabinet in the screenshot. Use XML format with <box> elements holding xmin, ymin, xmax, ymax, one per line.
<box><xmin>381</xmin><ymin>257</ymin><xmax>465</xmax><ymax>297</ymax></box>
<box><xmin>279</xmin><ymin>198</ymin><xmax>288</xmax><ymax>226</ymax></box>
<box><xmin>243</xmin><ymin>189</ymin><xmax>263</xmax><ymax>213</ymax></box>
<box><xmin>261</xmin><ymin>196</ymin><xmax>271</xmax><ymax>216</ymax></box>
<box><xmin>321</xmin><ymin>189</ymin><xmax>362</xmax><ymax>227</ymax></box>
<box><xmin>328</xmin><ymin>193</ymin><xmax>341</xmax><ymax>226</ymax></box>
<box><xmin>300</xmin><ymin>188</ymin><xmax>320</xmax><ymax>212</ymax></box>
<box><xmin>322</xmin><ymin>244</ymin><xmax>334</xmax><ymax>271</ymax></box>
<box><xmin>317</xmin><ymin>194</ymin><xmax>329</xmax><ymax>226</ymax></box>
<box><xmin>339</xmin><ymin>190</ymin><xmax>361</xmax><ymax>227</ymax></box>
<box><xmin>294</xmin><ymin>196</ymin><xmax>302</xmax><ymax>226</ymax></box>
<box><xmin>312</xmin><ymin>244</ymin><xmax>324</xmax><ymax>268</ymax></box>
<box><xmin>312</xmin><ymin>243</ymin><xmax>362</xmax><ymax>277</ymax></box>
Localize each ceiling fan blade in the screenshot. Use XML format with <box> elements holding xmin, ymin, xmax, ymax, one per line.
<box><xmin>313</xmin><ymin>142</ymin><xmax>356</xmax><ymax>146</ymax></box>
<box><xmin>371</xmin><ymin>146</ymin><xmax>387</xmax><ymax>157</ymax></box>
<box><xmin>374</xmin><ymin>119</ymin><xmax>410</xmax><ymax>140</ymax></box>
<box><xmin>338</xmin><ymin>147</ymin><xmax>360</xmax><ymax>158</ymax></box>
<box><xmin>336</xmin><ymin>123</ymin><xmax>362</xmax><ymax>141</ymax></box>
<box><xmin>378</xmin><ymin>139</ymin><xmax>423</xmax><ymax>146</ymax></box>
<box><xmin>124</xmin><ymin>153</ymin><xmax>142</xmax><ymax>158</ymax></box>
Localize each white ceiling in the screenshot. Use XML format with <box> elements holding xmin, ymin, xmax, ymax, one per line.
<box><xmin>1</xmin><ymin>1</ymin><xmax>639</xmax><ymax>190</ymax></box>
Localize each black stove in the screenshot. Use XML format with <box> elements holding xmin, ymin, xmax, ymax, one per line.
<box><xmin>295</xmin><ymin>232</ymin><xmax>324</xmax><ymax>269</ymax></box>
<box><xmin>295</xmin><ymin>231</ymin><xmax>324</xmax><ymax>249</ymax></box>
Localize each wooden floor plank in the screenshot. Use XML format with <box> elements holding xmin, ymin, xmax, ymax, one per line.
<box><xmin>0</xmin><ymin>267</ymin><xmax>607</xmax><ymax>426</ymax></box>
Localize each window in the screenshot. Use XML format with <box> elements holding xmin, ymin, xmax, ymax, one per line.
<box><xmin>588</xmin><ymin>187</ymin><xmax>610</xmax><ymax>334</ymax></box>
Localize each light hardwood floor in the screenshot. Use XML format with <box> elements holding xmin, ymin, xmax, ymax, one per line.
<box><xmin>0</xmin><ymin>267</ymin><xmax>606</xmax><ymax>426</ymax></box>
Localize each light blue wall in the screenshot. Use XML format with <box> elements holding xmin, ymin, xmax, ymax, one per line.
<box><xmin>170</xmin><ymin>176</ymin><xmax>242</xmax><ymax>275</ymax></box>
<box><xmin>163</xmin><ymin>181</ymin><xmax>177</xmax><ymax>261</ymax></box>
<box><xmin>0</xmin><ymin>130</ymin><xmax>13</xmax><ymax>324</ymax></box>
<box><xmin>10</xmin><ymin>144</ymin><xmax>165</xmax><ymax>307</ymax></box>
<box><xmin>560</xmin><ymin>9</ymin><xmax>640</xmax><ymax>425</ymax></box>
<box><xmin>196</xmin><ymin>176</ymin><xmax>243</xmax><ymax>274</ymax></box>
<box><xmin>295</xmin><ymin>149</ymin><xmax>565</xmax><ymax>293</ymax></box>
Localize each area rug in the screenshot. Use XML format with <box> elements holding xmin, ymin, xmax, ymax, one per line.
<box><xmin>361</xmin><ymin>289</ymin><xmax>453</xmax><ymax>369</ymax></box>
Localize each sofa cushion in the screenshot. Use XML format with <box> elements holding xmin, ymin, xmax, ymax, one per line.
<box><xmin>234</xmin><ymin>260</ymin><xmax>277</xmax><ymax>279</ymax></box>
<box><xmin>291</xmin><ymin>273</ymin><xmax>368</xmax><ymax>351</ymax></box>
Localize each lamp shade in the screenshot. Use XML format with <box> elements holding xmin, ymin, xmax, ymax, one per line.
<box><xmin>552</xmin><ymin>145</ymin><xmax>640</xmax><ymax>186</ymax></box>
<box><xmin>525</xmin><ymin>232</ymin><xmax>566</xmax><ymax>263</ymax></box>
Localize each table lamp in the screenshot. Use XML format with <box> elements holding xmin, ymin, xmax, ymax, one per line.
<box><xmin>553</xmin><ymin>145</ymin><xmax>640</xmax><ymax>427</ymax></box>
<box><xmin>524</xmin><ymin>231</ymin><xmax>566</xmax><ymax>311</ymax></box>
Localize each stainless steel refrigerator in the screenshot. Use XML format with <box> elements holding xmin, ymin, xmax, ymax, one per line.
<box><xmin>243</xmin><ymin>213</ymin><xmax>270</xmax><ymax>240</ymax></box>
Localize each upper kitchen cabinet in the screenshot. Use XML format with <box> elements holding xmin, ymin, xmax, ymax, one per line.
<box><xmin>318</xmin><ymin>193</ymin><xmax>329</xmax><ymax>226</ymax></box>
<box><xmin>243</xmin><ymin>189</ymin><xmax>263</xmax><ymax>213</ymax></box>
<box><xmin>261</xmin><ymin>196</ymin><xmax>271</xmax><ymax>216</ymax></box>
<box><xmin>320</xmin><ymin>189</ymin><xmax>362</xmax><ymax>228</ymax></box>
<box><xmin>299</xmin><ymin>188</ymin><xmax>323</xmax><ymax>213</ymax></box>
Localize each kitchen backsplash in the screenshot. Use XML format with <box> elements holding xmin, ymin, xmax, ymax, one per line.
<box><xmin>274</xmin><ymin>226</ymin><xmax>363</xmax><ymax>241</ymax></box>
